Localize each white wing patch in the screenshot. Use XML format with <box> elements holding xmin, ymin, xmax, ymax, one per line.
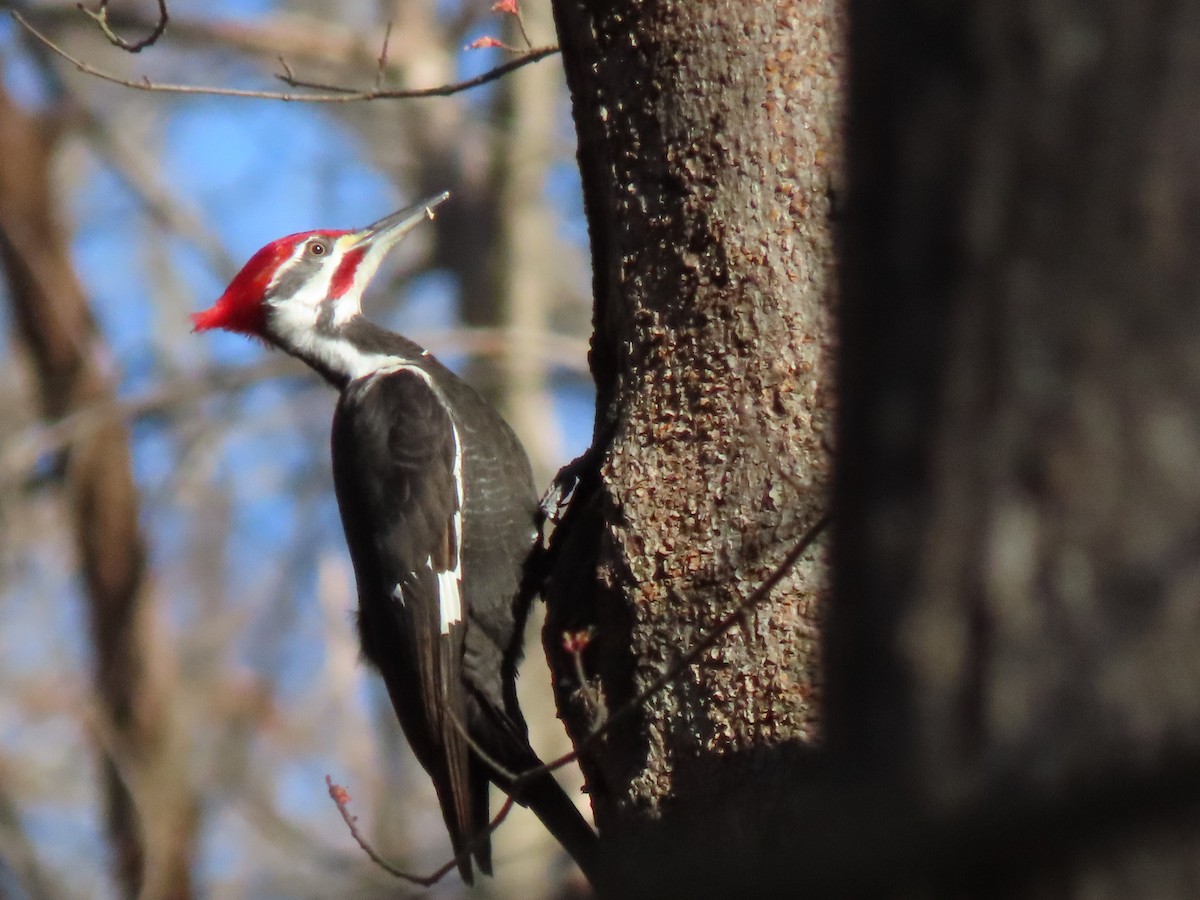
<box><xmin>438</xmin><ymin>420</ymin><xmax>465</xmax><ymax>634</ymax></box>
<box><xmin>436</xmin><ymin>568</ymin><xmax>461</xmax><ymax>634</ymax></box>
<box><xmin>369</xmin><ymin>363</ymin><xmax>465</xmax><ymax>636</ymax></box>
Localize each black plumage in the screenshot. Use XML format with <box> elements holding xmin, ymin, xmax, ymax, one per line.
<box><xmin>328</xmin><ymin>325</ymin><xmax>591</xmax><ymax>882</ymax></box>
<box><xmin>192</xmin><ymin>202</ymin><xmax>599</xmax><ymax>885</ymax></box>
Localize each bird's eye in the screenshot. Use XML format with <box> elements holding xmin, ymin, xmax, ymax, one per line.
<box><xmin>310</xmin><ymin>241</ymin><xmax>327</xmax><ymax>256</ymax></box>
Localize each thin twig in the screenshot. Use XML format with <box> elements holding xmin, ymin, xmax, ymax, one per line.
<box><xmin>447</xmin><ymin>512</ymin><xmax>831</xmax><ymax>790</ymax></box>
<box><xmin>563</xmin><ymin>629</ymin><xmax>605</xmax><ymax>730</ymax></box>
<box><xmin>0</xmin><ymin>358</ymin><xmax>307</xmax><ymax>491</ymax></box>
<box><xmin>77</xmin><ymin>0</ymin><xmax>168</xmax><ymax>52</ymax></box>
<box><xmin>272</xmin><ymin>38</ymin><xmax>556</xmax><ymax>95</ymax></box>
<box><xmin>513</xmin><ymin>8</ymin><xmax>534</xmax><ymax>51</ymax></box>
<box><xmin>491</xmin><ymin>0</ymin><xmax>533</xmax><ymax>50</ymax></box>
<box><xmin>446</xmin><ymin>708</ymin><xmax>519</xmax><ymax>783</ymax></box>
<box><xmin>325</xmin><ymin>775</ymin><xmax>514</xmax><ymax>886</ymax></box>
<box><xmin>276</xmin><ymin>54</ymin><xmax>295</xmax><ymax>84</ymax></box>
<box><xmin>374</xmin><ymin>21</ymin><xmax>393</xmax><ymax>91</ymax></box>
<box><xmin>67</xmin><ymin>99</ymin><xmax>238</xmax><ymax>278</ymax></box>
<box><xmin>572</xmin><ymin>511</ymin><xmax>830</xmax><ymax>760</ymax></box>
<box><xmin>14</xmin><ymin>11</ymin><xmax>558</xmax><ymax>103</ymax></box>
<box><xmin>0</xmin><ymin>328</ymin><xmax>588</xmax><ymax>490</ymax></box>
<box><xmin>524</xmin><ymin>511</ymin><xmax>830</xmax><ymax>784</ymax></box>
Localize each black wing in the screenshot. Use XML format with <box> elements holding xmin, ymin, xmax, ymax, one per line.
<box><xmin>330</xmin><ymin>366</ymin><xmax>480</xmax><ymax>879</ymax></box>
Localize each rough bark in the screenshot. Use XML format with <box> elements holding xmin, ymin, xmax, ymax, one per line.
<box><xmin>0</xmin><ymin>87</ymin><xmax>197</xmax><ymax>900</ymax></box>
<box><xmin>830</xmin><ymin>1</ymin><xmax>1200</xmax><ymax>895</ymax></box>
<box><xmin>545</xmin><ymin>0</ymin><xmax>842</xmax><ymax>840</ymax></box>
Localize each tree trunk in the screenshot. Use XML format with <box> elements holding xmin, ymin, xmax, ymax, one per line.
<box><xmin>545</xmin><ymin>0</ymin><xmax>843</xmax><ymax>843</ymax></box>
<box><xmin>0</xmin><ymin>86</ymin><xmax>197</xmax><ymax>900</ymax></box>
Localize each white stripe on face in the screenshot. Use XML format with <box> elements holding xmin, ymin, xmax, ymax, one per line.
<box><xmin>266</xmin><ymin>237</ymin><xmax>338</xmax><ymax>348</ymax></box>
<box><xmin>266</xmin><ymin>239</ymin><xmax>312</xmax><ymax>293</ymax></box>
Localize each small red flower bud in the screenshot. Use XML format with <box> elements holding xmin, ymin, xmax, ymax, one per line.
<box><xmin>467</xmin><ymin>36</ymin><xmax>505</xmax><ymax>50</ymax></box>
<box><xmin>326</xmin><ymin>776</ymin><xmax>352</xmax><ymax>806</ymax></box>
<box><xmin>562</xmin><ymin>629</ymin><xmax>593</xmax><ymax>655</ymax></box>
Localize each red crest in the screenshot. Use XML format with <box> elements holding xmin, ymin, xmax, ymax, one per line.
<box><xmin>191</xmin><ymin>232</ymin><xmax>310</xmax><ymax>335</ymax></box>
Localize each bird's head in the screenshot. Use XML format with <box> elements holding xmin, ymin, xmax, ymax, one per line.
<box><xmin>192</xmin><ymin>192</ymin><xmax>449</xmax><ymax>347</ymax></box>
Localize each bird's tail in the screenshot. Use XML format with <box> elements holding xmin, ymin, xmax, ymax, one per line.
<box><xmin>469</xmin><ymin>696</ymin><xmax>607</xmax><ymax>889</ymax></box>
<box><xmin>466</xmin><ymin>761</ymin><xmax>494</xmax><ymax>877</ymax></box>
<box><xmin>430</xmin><ymin>758</ymin><xmax>488</xmax><ymax>885</ymax></box>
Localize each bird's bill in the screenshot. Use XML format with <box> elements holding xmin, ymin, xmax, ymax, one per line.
<box><xmin>353</xmin><ymin>191</ymin><xmax>451</xmax><ymax>251</ymax></box>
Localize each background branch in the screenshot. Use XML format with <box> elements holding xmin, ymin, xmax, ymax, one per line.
<box><xmin>78</xmin><ymin>0</ymin><xmax>169</xmax><ymax>53</ymax></box>
<box><xmin>15</xmin><ymin>13</ymin><xmax>558</xmax><ymax>104</ymax></box>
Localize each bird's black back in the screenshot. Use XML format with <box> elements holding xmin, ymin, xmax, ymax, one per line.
<box><xmin>328</xmin><ymin>332</ymin><xmax>539</xmax><ymax>882</ymax></box>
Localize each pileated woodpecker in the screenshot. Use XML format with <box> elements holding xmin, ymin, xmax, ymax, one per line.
<box><xmin>192</xmin><ymin>194</ymin><xmax>597</xmax><ymax>884</ymax></box>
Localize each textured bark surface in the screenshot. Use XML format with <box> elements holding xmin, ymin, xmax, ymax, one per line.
<box><xmin>546</xmin><ymin>0</ymin><xmax>842</xmax><ymax>834</ymax></box>
<box><xmin>829</xmin><ymin>1</ymin><xmax>1200</xmax><ymax>894</ymax></box>
<box><xmin>0</xmin><ymin>88</ymin><xmax>197</xmax><ymax>900</ymax></box>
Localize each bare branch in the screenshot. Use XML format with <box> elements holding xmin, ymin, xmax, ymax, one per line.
<box><xmin>0</xmin><ymin>778</ymin><xmax>61</xmax><ymax>900</ymax></box>
<box><xmin>0</xmin><ymin>328</ymin><xmax>589</xmax><ymax>489</ymax></box>
<box><xmin>444</xmin><ymin>513</ymin><xmax>830</xmax><ymax>795</ymax></box>
<box><xmin>521</xmin><ymin>512</ymin><xmax>831</xmax><ymax>785</ymax></box>
<box><xmin>325</xmin><ymin>775</ymin><xmax>514</xmax><ymax>886</ymax></box>
<box><xmin>464</xmin><ymin>36</ymin><xmax>528</xmax><ymax>54</ymax></box>
<box><xmin>77</xmin><ymin>0</ymin><xmax>168</xmax><ymax>53</ymax></box>
<box><xmin>66</xmin><ymin>102</ymin><xmax>238</xmax><ymax>278</ymax></box>
<box><xmin>14</xmin><ymin>12</ymin><xmax>558</xmax><ymax>103</ymax></box>
<box><xmin>274</xmin><ymin>41</ymin><xmax>557</xmax><ymax>96</ymax></box>
<box><xmin>514</xmin><ymin>14</ymin><xmax>534</xmax><ymax>52</ymax></box>
<box><xmin>22</xmin><ymin>6</ymin><xmax>392</xmax><ymax>70</ymax></box>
